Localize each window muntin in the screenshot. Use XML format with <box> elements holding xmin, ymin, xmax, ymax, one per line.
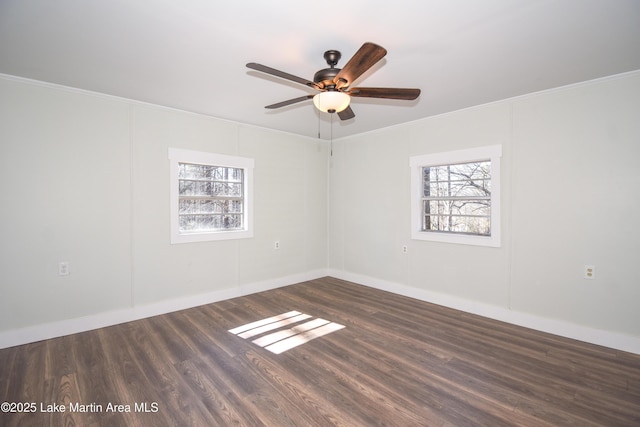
<box><xmin>421</xmin><ymin>160</ymin><xmax>492</xmax><ymax>236</ymax></box>
<box><xmin>410</xmin><ymin>145</ymin><xmax>501</xmax><ymax>247</ymax></box>
<box><xmin>169</xmin><ymin>148</ymin><xmax>254</xmax><ymax>243</ymax></box>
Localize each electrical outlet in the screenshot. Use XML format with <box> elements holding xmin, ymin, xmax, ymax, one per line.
<box><xmin>584</xmin><ymin>265</ymin><xmax>595</xmax><ymax>280</ymax></box>
<box><xmin>402</xmin><ymin>245</ymin><xmax>408</xmax><ymax>254</ymax></box>
<box><xmin>274</xmin><ymin>241</ymin><xmax>280</xmax><ymax>250</ymax></box>
<box><xmin>58</xmin><ymin>261</ymin><xmax>70</xmax><ymax>276</ymax></box>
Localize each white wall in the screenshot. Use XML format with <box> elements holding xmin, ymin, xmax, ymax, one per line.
<box><xmin>0</xmin><ymin>79</ymin><xmax>132</xmax><ymax>330</ymax></box>
<box><xmin>329</xmin><ymin>71</ymin><xmax>640</xmax><ymax>351</ymax></box>
<box><xmin>2</xmin><ymin>71</ymin><xmax>639</xmax><ymax>353</ymax></box>
<box><xmin>0</xmin><ymin>76</ymin><xmax>328</xmax><ymax>342</ymax></box>
<box><xmin>509</xmin><ymin>74</ymin><xmax>640</xmax><ymax>334</ymax></box>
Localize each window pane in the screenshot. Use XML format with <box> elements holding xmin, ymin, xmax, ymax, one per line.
<box><xmin>179</xmin><ymin>199</ymin><xmax>197</xmax><ymax>214</ymax></box>
<box><xmin>178</xmin><ymin>180</ymin><xmax>196</xmax><ymax>196</ymax></box>
<box><xmin>421</xmin><ymin>160</ymin><xmax>492</xmax><ymax>237</ymax></box>
<box><xmin>423</xmin><ymin>161</ymin><xmax>491</xmax><ymax>199</ymax></box>
<box><xmin>177</xmin><ymin>162</ymin><xmax>245</xmax><ymax>233</ymax></box>
<box><xmin>427</xmin><ymin>200</ymin><xmax>490</xmax><ymax>217</ymax></box>
<box><xmin>194</xmin><ymin>181</ymin><xmax>211</xmax><ymax>196</ymax></box>
<box><xmin>200</xmin><ymin>200</ymin><xmax>218</xmax><ymax>213</ymax></box>
<box><xmin>179</xmin><ymin>215</ymin><xmax>197</xmax><ymax>231</ymax></box>
<box><xmin>197</xmin><ymin>215</ymin><xmax>216</xmax><ymax>230</ymax></box>
<box><xmin>213</xmin><ymin>182</ymin><xmax>242</xmax><ymax>197</ymax></box>
<box><xmin>221</xmin><ymin>200</ymin><xmax>243</xmax><ymax>213</ymax></box>
<box><xmin>424</xmin><ymin>214</ymin><xmax>490</xmax><ymax>236</ymax></box>
<box><xmin>222</xmin><ymin>214</ymin><xmax>243</xmax><ymax>229</ymax></box>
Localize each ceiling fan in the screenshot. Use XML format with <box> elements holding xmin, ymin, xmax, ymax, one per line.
<box><xmin>247</xmin><ymin>42</ymin><xmax>420</xmax><ymax>120</ymax></box>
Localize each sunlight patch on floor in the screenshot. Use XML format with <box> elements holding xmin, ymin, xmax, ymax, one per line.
<box><xmin>229</xmin><ymin>311</ymin><xmax>345</xmax><ymax>354</ymax></box>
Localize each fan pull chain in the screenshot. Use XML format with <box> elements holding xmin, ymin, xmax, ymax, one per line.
<box><xmin>330</xmin><ymin>112</ymin><xmax>333</xmax><ymax>156</ymax></box>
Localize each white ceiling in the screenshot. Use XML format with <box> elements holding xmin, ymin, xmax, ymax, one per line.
<box><xmin>1</xmin><ymin>0</ymin><xmax>639</xmax><ymax>140</ymax></box>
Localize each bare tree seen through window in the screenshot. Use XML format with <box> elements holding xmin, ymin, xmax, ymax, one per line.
<box><xmin>422</xmin><ymin>160</ymin><xmax>491</xmax><ymax>236</ymax></box>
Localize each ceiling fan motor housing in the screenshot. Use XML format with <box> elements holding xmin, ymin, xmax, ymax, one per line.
<box><xmin>314</xmin><ymin>50</ymin><xmax>342</xmax><ymax>88</ymax></box>
<box><xmin>314</xmin><ymin>67</ymin><xmax>340</xmax><ymax>88</ymax></box>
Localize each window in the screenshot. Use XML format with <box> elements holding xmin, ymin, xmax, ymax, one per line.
<box><xmin>410</xmin><ymin>145</ymin><xmax>501</xmax><ymax>247</ymax></box>
<box><xmin>168</xmin><ymin>148</ymin><xmax>254</xmax><ymax>243</ymax></box>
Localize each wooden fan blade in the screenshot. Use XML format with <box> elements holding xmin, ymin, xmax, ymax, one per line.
<box><xmin>333</xmin><ymin>42</ymin><xmax>387</xmax><ymax>89</ymax></box>
<box><xmin>338</xmin><ymin>106</ymin><xmax>355</xmax><ymax>120</ymax></box>
<box><xmin>348</xmin><ymin>87</ymin><xmax>421</xmax><ymax>100</ymax></box>
<box><xmin>265</xmin><ymin>95</ymin><xmax>314</xmax><ymax>109</ymax></box>
<box><xmin>247</xmin><ymin>63</ymin><xmax>320</xmax><ymax>89</ymax></box>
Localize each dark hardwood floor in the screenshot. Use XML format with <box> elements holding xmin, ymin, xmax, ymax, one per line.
<box><xmin>1</xmin><ymin>277</ymin><xmax>639</xmax><ymax>426</ymax></box>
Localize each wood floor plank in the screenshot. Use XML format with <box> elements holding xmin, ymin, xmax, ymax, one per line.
<box><xmin>236</xmin><ymin>348</ymin><xmax>356</xmax><ymax>427</ymax></box>
<box><xmin>175</xmin><ymin>357</ymin><xmax>266</xmax><ymax>427</ymax></box>
<box><xmin>1</xmin><ymin>277</ymin><xmax>639</xmax><ymax>426</ymax></box>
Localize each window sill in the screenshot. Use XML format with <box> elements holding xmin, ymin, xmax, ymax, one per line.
<box><xmin>171</xmin><ymin>228</ymin><xmax>253</xmax><ymax>244</ymax></box>
<box><xmin>411</xmin><ymin>230</ymin><xmax>500</xmax><ymax>247</ymax></box>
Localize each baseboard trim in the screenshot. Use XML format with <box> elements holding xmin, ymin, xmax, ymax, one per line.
<box><xmin>0</xmin><ymin>269</ymin><xmax>327</xmax><ymax>349</ymax></box>
<box><xmin>328</xmin><ymin>269</ymin><xmax>640</xmax><ymax>355</ymax></box>
<box><xmin>4</xmin><ymin>268</ymin><xmax>638</xmax><ymax>355</ymax></box>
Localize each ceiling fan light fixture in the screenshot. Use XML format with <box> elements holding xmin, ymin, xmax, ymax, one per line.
<box><xmin>313</xmin><ymin>91</ymin><xmax>350</xmax><ymax>113</ymax></box>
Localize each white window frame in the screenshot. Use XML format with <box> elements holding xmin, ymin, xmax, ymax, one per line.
<box><xmin>410</xmin><ymin>145</ymin><xmax>502</xmax><ymax>247</ymax></box>
<box><xmin>168</xmin><ymin>148</ymin><xmax>254</xmax><ymax>244</ymax></box>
